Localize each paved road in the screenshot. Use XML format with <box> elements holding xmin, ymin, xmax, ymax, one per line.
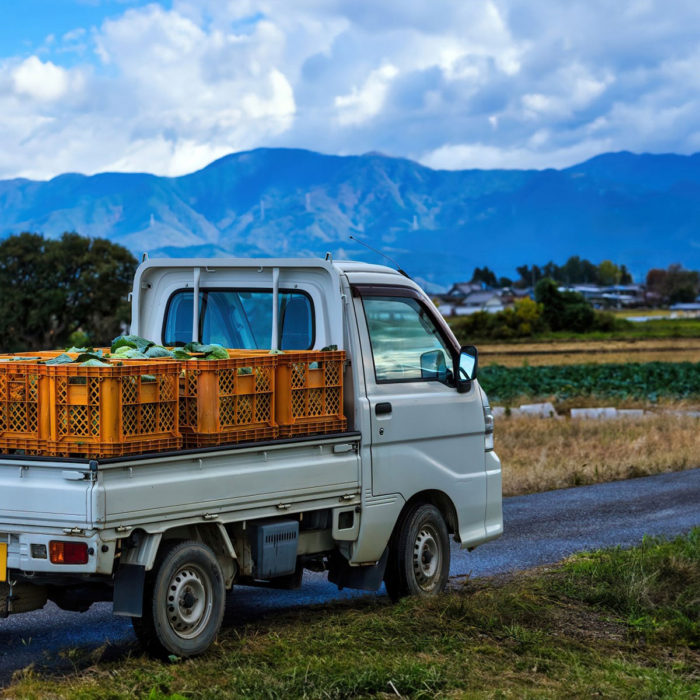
<box><xmin>1</xmin><ymin>468</ymin><xmax>698</xmax><ymax>686</ymax></box>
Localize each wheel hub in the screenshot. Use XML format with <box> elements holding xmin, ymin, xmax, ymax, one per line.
<box><xmin>166</xmin><ymin>566</ymin><xmax>212</xmax><ymax>639</ymax></box>
<box><xmin>413</xmin><ymin>526</ymin><xmax>440</xmax><ymax>591</ymax></box>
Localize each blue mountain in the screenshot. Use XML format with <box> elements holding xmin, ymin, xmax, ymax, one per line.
<box><xmin>0</xmin><ymin>148</ymin><xmax>698</xmax><ymax>285</ymax></box>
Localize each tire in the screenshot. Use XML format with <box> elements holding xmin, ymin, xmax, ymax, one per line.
<box><xmin>384</xmin><ymin>503</ymin><xmax>450</xmax><ymax>602</ymax></box>
<box><xmin>132</xmin><ymin>540</ymin><xmax>225</xmax><ymax>658</ymax></box>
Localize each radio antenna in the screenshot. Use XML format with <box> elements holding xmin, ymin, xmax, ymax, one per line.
<box><xmin>349</xmin><ymin>235</ymin><xmax>411</xmax><ymax>278</ymax></box>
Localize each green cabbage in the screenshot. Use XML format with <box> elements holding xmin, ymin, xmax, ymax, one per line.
<box><xmin>110</xmin><ymin>334</ymin><xmax>154</xmax><ymax>353</ymax></box>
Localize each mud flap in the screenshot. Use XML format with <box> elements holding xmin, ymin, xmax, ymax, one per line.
<box><xmin>113</xmin><ymin>563</ymin><xmax>145</xmax><ymax>617</ymax></box>
<box><xmin>328</xmin><ymin>547</ymin><xmax>389</xmax><ymax>592</ymax></box>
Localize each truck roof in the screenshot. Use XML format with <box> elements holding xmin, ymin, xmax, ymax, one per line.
<box><xmin>136</xmin><ymin>256</ymin><xmax>401</xmax><ymax>277</ymax></box>
<box><xmin>331</xmin><ymin>260</ymin><xmax>403</xmax><ymax>276</ymax></box>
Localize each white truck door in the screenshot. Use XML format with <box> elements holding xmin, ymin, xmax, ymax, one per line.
<box><xmin>352</xmin><ymin>284</ymin><xmax>487</xmax><ymax>546</ymax></box>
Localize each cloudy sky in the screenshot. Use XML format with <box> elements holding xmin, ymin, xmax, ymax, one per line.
<box><xmin>2</xmin><ymin>0</ymin><xmax>700</xmax><ymax>180</ymax></box>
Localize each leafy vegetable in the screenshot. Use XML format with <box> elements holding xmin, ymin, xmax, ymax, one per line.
<box><xmin>110</xmin><ymin>334</ymin><xmax>154</xmax><ymax>354</ymax></box>
<box><xmin>76</xmin><ymin>352</ymin><xmax>105</xmax><ymax>363</ymax></box>
<box><xmin>145</xmin><ymin>345</ymin><xmax>175</xmax><ymax>359</ymax></box>
<box><xmin>479</xmin><ymin>361</ymin><xmax>700</xmax><ymax>402</ymax></box>
<box><xmin>204</xmin><ymin>345</ymin><xmax>229</xmax><ymax>360</ymax></box>
<box><xmin>80</xmin><ymin>358</ymin><xmax>112</xmax><ymax>367</ymax></box>
<box><xmin>45</xmin><ymin>353</ymin><xmax>76</xmax><ymax>365</ymax></box>
<box><xmin>112</xmin><ymin>348</ymin><xmax>150</xmax><ymax>360</ymax></box>
<box><xmin>182</xmin><ymin>342</ymin><xmax>229</xmax><ymax>360</ymax></box>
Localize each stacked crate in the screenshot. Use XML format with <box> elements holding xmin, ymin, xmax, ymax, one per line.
<box><xmin>0</xmin><ymin>358</ymin><xmax>43</xmax><ymax>455</ymax></box>
<box><xmin>0</xmin><ymin>357</ymin><xmax>181</xmax><ymax>458</ymax></box>
<box><xmin>177</xmin><ymin>354</ymin><xmax>278</xmax><ymax>448</ymax></box>
<box><xmin>275</xmin><ymin>351</ymin><xmax>347</xmax><ymax>437</ymax></box>
<box><xmin>0</xmin><ymin>347</ymin><xmax>347</xmax><ymax>457</ymax></box>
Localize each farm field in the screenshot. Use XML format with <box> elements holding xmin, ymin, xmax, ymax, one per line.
<box><xmin>478</xmin><ymin>361</ymin><xmax>700</xmax><ymax>405</ymax></box>
<box><xmin>477</xmin><ymin>335</ymin><xmax>700</xmax><ymax>495</ymax></box>
<box><xmin>496</xmin><ymin>412</ymin><xmax>700</xmax><ymax>497</ymax></box>
<box><xmin>6</xmin><ymin>531</ymin><xmax>698</xmax><ymax>699</ymax></box>
<box><xmin>479</xmin><ymin>337</ymin><xmax>700</xmax><ymax>366</ymax></box>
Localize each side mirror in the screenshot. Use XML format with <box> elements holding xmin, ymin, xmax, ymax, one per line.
<box><xmin>455</xmin><ymin>345</ymin><xmax>478</xmax><ymax>393</ymax></box>
<box><xmin>420</xmin><ymin>349</ymin><xmax>448</xmax><ymax>381</ymax></box>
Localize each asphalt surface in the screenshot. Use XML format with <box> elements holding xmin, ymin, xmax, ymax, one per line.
<box><xmin>1</xmin><ymin>468</ymin><xmax>698</xmax><ymax>686</ymax></box>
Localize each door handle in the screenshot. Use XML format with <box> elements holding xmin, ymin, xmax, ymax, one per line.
<box><xmin>375</xmin><ymin>402</ymin><xmax>392</xmax><ymax>416</ymax></box>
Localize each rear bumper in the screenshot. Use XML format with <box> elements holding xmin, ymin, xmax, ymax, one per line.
<box><xmin>1</xmin><ymin>529</ymin><xmax>115</xmax><ymax>577</ymax></box>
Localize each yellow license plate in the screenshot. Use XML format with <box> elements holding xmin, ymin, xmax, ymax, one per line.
<box><xmin>0</xmin><ymin>542</ymin><xmax>6</xmax><ymax>582</ymax></box>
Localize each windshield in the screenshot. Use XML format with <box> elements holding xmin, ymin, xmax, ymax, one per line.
<box><xmin>163</xmin><ymin>289</ymin><xmax>314</xmax><ymax>349</ymax></box>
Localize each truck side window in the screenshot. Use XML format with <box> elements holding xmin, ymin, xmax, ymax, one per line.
<box><xmin>363</xmin><ymin>296</ymin><xmax>453</xmax><ymax>383</ymax></box>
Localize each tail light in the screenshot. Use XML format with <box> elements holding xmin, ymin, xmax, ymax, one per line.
<box><xmin>49</xmin><ymin>541</ymin><xmax>88</xmax><ymax>565</ymax></box>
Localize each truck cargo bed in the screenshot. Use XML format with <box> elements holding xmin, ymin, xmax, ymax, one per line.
<box><xmin>0</xmin><ymin>431</ymin><xmax>361</xmax><ymax>532</ymax></box>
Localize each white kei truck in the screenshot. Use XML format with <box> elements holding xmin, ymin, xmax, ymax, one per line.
<box><xmin>0</xmin><ymin>257</ymin><xmax>502</xmax><ymax>657</ymax></box>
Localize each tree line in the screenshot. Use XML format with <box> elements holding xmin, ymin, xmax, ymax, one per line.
<box><xmin>470</xmin><ymin>256</ymin><xmax>634</xmax><ymax>289</ymax></box>
<box><xmin>0</xmin><ymin>232</ymin><xmax>137</xmax><ymax>352</ymax></box>
<box><xmin>469</xmin><ymin>256</ymin><xmax>700</xmax><ymax>304</ymax></box>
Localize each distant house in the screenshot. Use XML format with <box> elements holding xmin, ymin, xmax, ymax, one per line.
<box><xmin>670</xmin><ymin>302</ymin><xmax>700</xmax><ymax>311</ymax></box>
<box><xmin>438</xmin><ymin>290</ymin><xmax>505</xmax><ymax>316</ymax></box>
<box><xmin>444</xmin><ymin>282</ymin><xmax>483</xmax><ymax>299</ymax></box>
<box><xmin>559</xmin><ymin>284</ymin><xmax>646</xmax><ymax>308</ymax></box>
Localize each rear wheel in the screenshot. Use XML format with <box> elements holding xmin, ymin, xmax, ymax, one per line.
<box><xmin>384</xmin><ymin>503</ymin><xmax>450</xmax><ymax>601</ymax></box>
<box><xmin>132</xmin><ymin>540</ymin><xmax>225</xmax><ymax>658</ymax></box>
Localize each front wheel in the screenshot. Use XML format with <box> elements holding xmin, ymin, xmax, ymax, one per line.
<box><xmin>384</xmin><ymin>503</ymin><xmax>450</xmax><ymax>601</ymax></box>
<box><xmin>132</xmin><ymin>540</ymin><xmax>225</xmax><ymax>658</ymax></box>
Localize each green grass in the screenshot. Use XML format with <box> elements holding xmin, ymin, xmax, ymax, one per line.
<box><xmin>478</xmin><ymin>361</ymin><xmax>700</xmax><ymax>402</ymax></box>
<box><xmin>557</xmin><ymin>530</ymin><xmax>700</xmax><ymax>647</ymax></box>
<box><xmin>6</xmin><ymin>530</ymin><xmax>699</xmax><ymax>699</ymax></box>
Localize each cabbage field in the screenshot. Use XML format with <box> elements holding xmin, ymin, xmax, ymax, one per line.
<box><xmin>478</xmin><ymin>361</ymin><xmax>700</xmax><ymax>402</ymax></box>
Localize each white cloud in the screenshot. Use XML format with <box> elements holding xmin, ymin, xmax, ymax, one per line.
<box><xmin>421</xmin><ymin>137</ymin><xmax>615</xmax><ymax>171</ymax></box>
<box><xmin>12</xmin><ymin>57</ymin><xmax>70</xmax><ymax>101</ymax></box>
<box><xmin>334</xmin><ymin>64</ymin><xmax>399</xmax><ymax>125</ymax></box>
<box><xmin>1</xmin><ymin>0</ymin><xmax>700</xmax><ymax>178</ymax></box>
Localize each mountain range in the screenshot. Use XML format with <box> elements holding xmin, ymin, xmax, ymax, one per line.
<box><xmin>1</xmin><ymin>148</ymin><xmax>699</xmax><ymax>287</ymax></box>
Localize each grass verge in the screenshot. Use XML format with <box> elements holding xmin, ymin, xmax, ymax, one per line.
<box><xmin>496</xmin><ymin>411</ymin><xmax>700</xmax><ymax>496</ymax></box>
<box><xmin>5</xmin><ymin>531</ymin><xmax>699</xmax><ymax>699</ymax></box>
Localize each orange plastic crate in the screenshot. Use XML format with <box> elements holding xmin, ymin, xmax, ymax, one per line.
<box><xmin>178</xmin><ymin>354</ymin><xmax>278</xmax><ymax>448</ymax></box>
<box><xmin>44</xmin><ymin>363</ymin><xmax>181</xmax><ymax>458</ymax></box>
<box><xmin>275</xmin><ymin>351</ymin><xmax>347</xmax><ymax>437</ymax></box>
<box><xmin>0</xmin><ymin>359</ymin><xmax>181</xmax><ymax>458</ymax></box>
<box><xmin>0</xmin><ymin>360</ymin><xmax>43</xmax><ymax>448</ymax></box>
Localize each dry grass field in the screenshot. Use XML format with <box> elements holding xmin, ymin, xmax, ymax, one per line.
<box><xmin>496</xmin><ymin>411</ymin><xmax>700</xmax><ymax>497</ymax></box>
<box><xmin>479</xmin><ymin>337</ymin><xmax>700</xmax><ymax>367</ymax></box>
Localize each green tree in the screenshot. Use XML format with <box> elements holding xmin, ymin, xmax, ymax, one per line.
<box><xmin>663</xmin><ymin>264</ymin><xmax>699</xmax><ymax>304</ymax></box>
<box><xmin>597</xmin><ymin>259</ymin><xmax>633</xmax><ymax>286</ymax></box>
<box><xmin>646</xmin><ymin>264</ymin><xmax>699</xmax><ymax>304</ymax></box>
<box><xmin>470</xmin><ymin>266</ymin><xmax>498</xmax><ymax>287</ymax></box>
<box><xmin>0</xmin><ymin>232</ymin><xmax>137</xmax><ymax>351</ymax></box>
<box><xmin>534</xmin><ymin>278</ymin><xmax>595</xmax><ymax>332</ymax></box>
<box><xmin>515</xmin><ymin>264</ymin><xmax>543</xmax><ymax>288</ymax></box>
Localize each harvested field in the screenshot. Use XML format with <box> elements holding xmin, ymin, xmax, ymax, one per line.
<box><xmin>496</xmin><ymin>411</ymin><xmax>700</xmax><ymax>497</ymax></box>
<box><xmin>479</xmin><ymin>337</ymin><xmax>700</xmax><ymax>366</ymax></box>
